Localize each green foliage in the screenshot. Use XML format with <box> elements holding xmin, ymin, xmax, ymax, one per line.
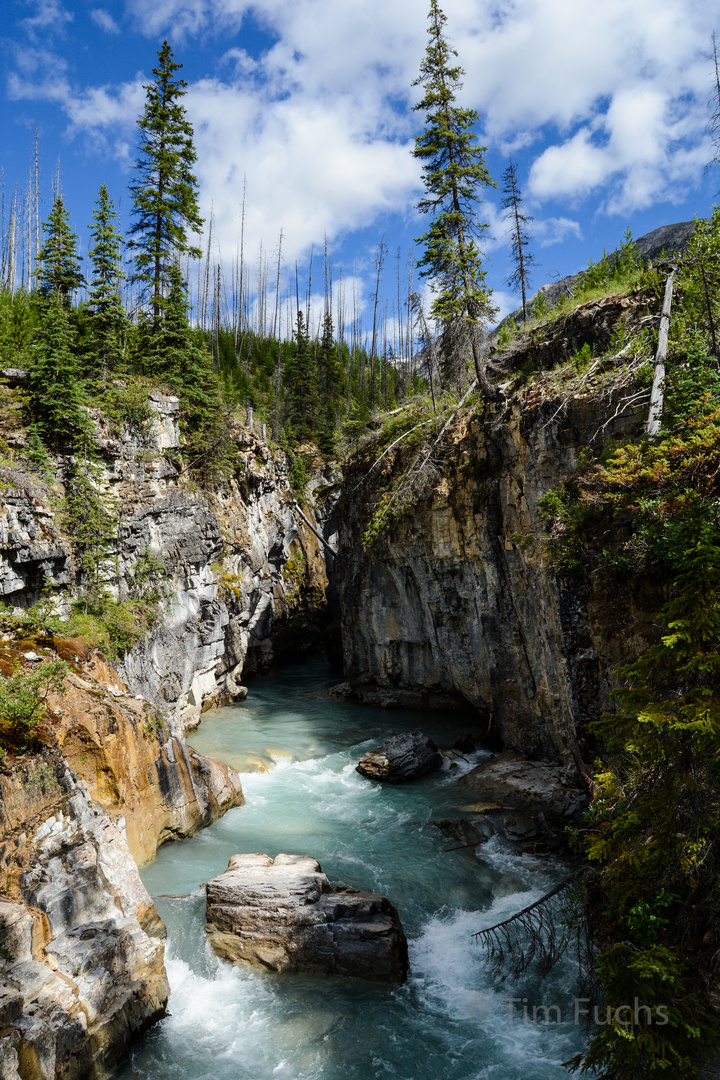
<box><xmin>26</xmin><ymin>294</ymin><xmax>89</xmax><ymax>447</ymax></box>
<box><xmin>544</xmin><ymin>304</ymin><xmax>720</xmax><ymax>1076</ymax></box>
<box><xmin>86</xmin><ymin>184</ymin><xmax>127</xmax><ymax>380</ymax></box>
<box><xmin>101</xmin><ymin>376</ymin><xmax>155</xmax><ymax>436</ymax></box>
<box><xmin>537</xmin><ymin>486</ymin><xmax>584</xmax><ymax>571</ymax></box>
<box><xmin>286</xmin><ymin>446</ymin><xmax>309</xmax><ymax>496</ymax></box>
<box><xmin>63</xmin><ymin>457</ymin><xmax>117</xmax><ymax>600</ymax></box>
<box><xmin>130</xmin><ymin>40</ymin><xmax>203</xmax><ymax>321</ymax></box>
<box><xmin>674</xmin><ymin>207</ymin><xmax>720</xmax><ymax>353</ymax></box>
<box><xmin>0</xmin><ymin>660</ymin><xmax>68</xmax><ymax>747</ymax></box>
<box><xmin>0</xmin><ymin>289</ymin><xmax>38</xmax><ymax>367</ymax></box>
<box><xmin>496</xmin><ymin>319</ymin><xmax>518</xmax><ymax>350</ymax></box>
<box><xmin>624</xmin><ymin>889</ymin><xmax>675</xmax><ymax>945</ymax></box>
<box><xmin>36</xmin><ymin>196</ymin><xmax>84</xmax><ymax>303</ymax></box>
<box><xmin>581</xmin><ymin>230</ymin><xmax>642</xmax><ymax>294</ymax></box>
<box><xmin>413</xmin><ymin>0</ymin><xmax>496</xmax><ymax>388</ymax></box>
<box><xmin>571</xmin><ymin>945</ymin><xmax>720</xmax><ymax>1079</ymax></box>
<box><xmin>282</xmin><ymin>309</ymin><xmax>320</xmax><ymax>444</ymax></box>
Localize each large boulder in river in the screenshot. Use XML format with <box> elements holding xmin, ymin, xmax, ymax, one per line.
<box><xmin>205</xmin><ymin>853</ymin><xmax>408</xmax><ymax>983</ymax></box>
<box><xmin>356</xmin><ymin>730</ymin><xmax>442</xmax><ymax>784</ymax></box>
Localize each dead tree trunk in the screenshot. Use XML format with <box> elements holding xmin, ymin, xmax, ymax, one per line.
<box><xmin>646</xmin><ymin>269</ymin><xmax>675</xmax><ymax>437</ymax></box>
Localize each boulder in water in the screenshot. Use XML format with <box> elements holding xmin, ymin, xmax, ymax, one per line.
<box><xmin>356</xmin><ymin>730</ymin><xmax>442</xmax><ymax>784</ymax></box>
<box><xmin>205</xmin><ymin>853</ymin><xmax>408</xmax><ymax>983</ymax></box>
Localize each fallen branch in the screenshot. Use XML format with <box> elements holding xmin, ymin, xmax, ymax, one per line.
<box><xmin>296</xmin><ymin>506</ymin><xmax>337</xmax><ymax>556</ymax></box>
<box><xmin>473</xmin><ymin>873</ymin><xmax>585</xmax><ymax>980</ymax></box>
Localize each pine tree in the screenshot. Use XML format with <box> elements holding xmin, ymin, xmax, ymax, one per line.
<box><xmin>282</xmin><ymin>309</ymin><xmax>319</xmax><ymax>443</ymax></box>
<box><xmin>150</xmin><ymin>262</ymin><xmax>229</xmax><ymax>484</ymax></box>
<box><xmin>36</xmin><ymin>196</ymin><xmax>84</xmax><ymax>304</ymax></box>
<box><xmin>87</xmin><ymin>184</ymin><xmax>126</xmax><ymax>380</ymax></box>
<box><xmin>501</xmin><ymin>160</ymin><xmax>535</xmax><ymax>322</ymax></box>
<box><xmin>413</xmin><ymin>0</ymin><xmax>498</xmax><ymax>397</ymax></box>
<box><xmin>27</xmin><ymin>294</ymin><xmax>87</xmax><ymax>446</ymax></box>
<box><xmin>317</xmin><ymin>309</ymin><xmax>343</xmax><ymax>452</ymax></box>
<box><xmin>129</xmin><ymin>41</ymin><xmax>204</xmax><ymax>326</ymax></box>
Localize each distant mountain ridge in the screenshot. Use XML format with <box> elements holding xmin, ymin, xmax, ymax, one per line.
<box><xmin>495</xmin><ymin>219</ymin><xmax>699</xmax><ymax>332</ymax></box>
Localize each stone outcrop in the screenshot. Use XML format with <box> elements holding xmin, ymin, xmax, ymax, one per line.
<box><xmin>205</xmin><ymin>853</ymin><xmax>408</xmax><ymax>983</ymax></box>
<box><xmin>335</xmin><ymin>363</ymin><xmax>658</xmax><ymax>769</ymax></box>
<box><xmin>49</xmin><ymin>650</ymin><xmax>245</xmax><ymax>867</ymax></box>
<box><xmin>0</xmin><ymin>749</ymin><xmax>168</xmax><ymax>1079</ymax></box>
<box><xmin>455</xmin><ymin>751</ymin><xmax>588</xmax><ymax>846</ymax></box>
<box><xmin>0</xmin><ymin>392</ymin><xmax>336</xmax><ymax>732</ymax></box>
<box><xmin>356</xmin><ymin>730</ymin><xmax>442</xmax><ymax>784</ymax></box>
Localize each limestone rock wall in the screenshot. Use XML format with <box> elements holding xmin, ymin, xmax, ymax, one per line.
<box><xmin>50</xmin><ymin>652</ymin><xmax>244</xmax><ymax>868</ymax></box>
<box><xmin>0</xmin><ymin>749</ymin><xmax>168</xmax><ymax>1080</ymax></box>
<box><xmin>335</xmin><ymin>391</ymin><xmax>650</xmax><ymax>769</ymax></box>
<box><xmin>0</xmin><ymin>393</ymin><xmax>334</xmax><ymax>730</ymax></box>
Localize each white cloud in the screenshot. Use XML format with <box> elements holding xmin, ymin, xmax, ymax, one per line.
<box><xmin>7</xmin><ymin>47</ymin><xmax>70</xmax><ymax>103</ymax></box>
<box><xmin>90</xmin><ymin>9</ymin><xmax>121</xmax><ymax>34</ymax></box>
<box><xmin>534</xmin><ymin>217</ymin><xmax>583</xmax><ymax>248</ymax></box>
<box><xmin>21</xmin><ymin>0</ymin><xmax>73</xmax><ymax>39</ymax></box>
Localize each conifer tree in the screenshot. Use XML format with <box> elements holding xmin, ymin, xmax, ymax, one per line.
<box><xmin>87</xmin><ymin>184</ymin><xmax>126</xmax><ymax>380</ymax></box>
<box><xmin>130</xmin><ymin>41</ymin><xmax>203</xmax><ymax>326</ymax></box>
<box><xmin>153</xmin><ymin>263</ymin><xmax>227</xmax><ymax>451</ymax></box>
<box><xmin>282</xmin><ymin>309</ymin><xmax>319</xmax><ymax>443</ymax></box>
<box><xmin>27</xmin><ymin>294</ymin><xmax>86</xmax><ymax>446</ymax></box>
<box><xmin>36</xmin><ymin>196</ymin><xmax>84</xmax><ymax>304</ymax></box>
<box><xmin>413</xmin><ymin>0</ymin><xmax>498</xmax><ymax>397</ymax></box>
<box><xmin>501</xmin><ymin>160</ymin><xmax>535</xmax><ymax>322</ymax></box>
<box><xmin>317</xmin><ymin>309</ymin><xmax>343</xmax><ymax>452</ymax></box>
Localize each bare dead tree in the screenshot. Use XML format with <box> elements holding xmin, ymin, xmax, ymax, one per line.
<box><xmin>473</xmin><ymin>875</ymin><xmax>590</xmax><ymax>981</ymax></box>
<box><xmin>709</xmin><ymin>31</ymin><xmax>720</xmax><ymax>182</ymax></box>
<box><xmin>501</xmin><ymin>160</ymin><xmax>535</xmax><ymax>322</ymax></box>
<box><xmin>646</xmin><ymin>268</ymin><xmax>675</xmax><ymax>436</ymax></box>
<box><xmin>370</xmin><ymin>239</ymin><xmax>387</xmax><ymax>410</ymax></box>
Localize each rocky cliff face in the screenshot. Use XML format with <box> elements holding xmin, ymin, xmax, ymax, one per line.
<box><xmin>0</xmin><ymin>390</ymin><xmax>335</xmax><ymax>730</ymax></box>
<box><xmin>335</xmin><ymin>339</ymin><xmax>657</xmax><ymax>769</ymax></box>
<box><xmin>0</xmin><ymin>748</ymin><xmax>168</xmax><ymax>1080</ymax></box>
<box><xmin>0</xmin><ymin>387</ymin><xmax>336</xmax><ymax>1076</ymax></box>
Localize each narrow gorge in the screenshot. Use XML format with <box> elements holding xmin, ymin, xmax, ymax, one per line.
<box><xmin>0</xmin><ymin>266</ymin><xmax>713</xmax><ymax>1078</ymax></box>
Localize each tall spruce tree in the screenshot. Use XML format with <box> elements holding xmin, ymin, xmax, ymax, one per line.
<box><xmin>317</xmin><ymin>309</ymin><xmax>343</xmax><ymax>452</ymax></box>
<box><xmin>87</xmin><ymin>184</ymin><xmax>126</xmax><ymax>380</ymax></box>
<box><xmin>129</xmin><ymin>41</ymin><xmax>203</xmax><ymax>327</ymax></box>
<box><xmin>282</xmin><ymin>309</ymin><xmax>319</xmax><ymax>443</ymax></box>
<box><xmin>36</xmin><ymin>196</ymin><xmax>84</xmax><ymax>304</ymax></box>
<box><xmin>27</xmin><ymin>295</ymin><xmax>86</xmax><ymax>446</ymax></box>
<box><xmin>501</xmin><ymin>160</ymin><xmax>535</xmax><ymax>323</ymax></box>
<box><xmin>413</xmin><ymin>0</ymin><xmax>498</xmax><ymax>397</ymax></box>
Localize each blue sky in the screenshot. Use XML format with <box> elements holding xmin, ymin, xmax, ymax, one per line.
<box><xmin>3</xmin><ymin>0</ymin><xmax>720</xmax><ymax>337</ymax></box>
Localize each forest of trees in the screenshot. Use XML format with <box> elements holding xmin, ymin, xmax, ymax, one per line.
<box><xmin>0</xmin><ymin>9</ymin><xmax>542</xmax><ymax>471</ymax></box>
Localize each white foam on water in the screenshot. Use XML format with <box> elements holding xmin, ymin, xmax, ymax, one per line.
<box><xmin>129</xmin><ymin>661</ymin><xmax>586</xmax><ymax>1080</ymax></box>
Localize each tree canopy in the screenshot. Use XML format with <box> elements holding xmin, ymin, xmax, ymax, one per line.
<box><xmin>413</xmin><ymin>0</ymin><xmax>497</xmax><ymax>396</ymax></box>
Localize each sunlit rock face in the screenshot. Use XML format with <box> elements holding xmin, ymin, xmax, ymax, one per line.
<box><xmin>0</xmin><ymin>751</ymin><xmax>168</xmax><ymax>1079</ymax></box>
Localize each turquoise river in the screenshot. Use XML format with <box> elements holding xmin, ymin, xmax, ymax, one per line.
<box><xmin>116</xmin><ymin>658</ymin><xmax>585</xmax><ymax>1080</ymax></box>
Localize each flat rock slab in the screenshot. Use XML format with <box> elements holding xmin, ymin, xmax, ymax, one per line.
<box><xmin>356</xmin><ymin>730</ymin><xmax>442</xmax><ymax>784</ymax></box>
<box><xmin>205</xmin><ymin>853</ymin><xmax>408</xmax><ymax>983</ymax></box>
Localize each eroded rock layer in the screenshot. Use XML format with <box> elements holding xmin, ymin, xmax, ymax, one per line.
<box><xmin>0</xmin><ymin>750</ymin><xmax>168</xmax><ymax>1079</ymax></box>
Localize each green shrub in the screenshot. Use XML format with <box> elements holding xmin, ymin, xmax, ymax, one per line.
<box><xmin>0</xmin><ymin>660</ymin><xmax>68</xmax><ymax>747</ymax></box>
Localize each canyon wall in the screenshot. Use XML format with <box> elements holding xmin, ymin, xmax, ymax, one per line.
<box><xmin>0</xmin><ymin>390</ymin><xmax>335</xmax><ymax>1076</ymax></box>
<box><xmin>335</xmin><ymin>299</ymin><xmax>659</xmax><ymax>768</ymax></box>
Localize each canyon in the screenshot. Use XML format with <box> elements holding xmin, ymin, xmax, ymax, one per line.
<box><xmin>0</xmin><ymin>284</ymin><xmax>662</xmax><ymax>1077</ymax></box>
